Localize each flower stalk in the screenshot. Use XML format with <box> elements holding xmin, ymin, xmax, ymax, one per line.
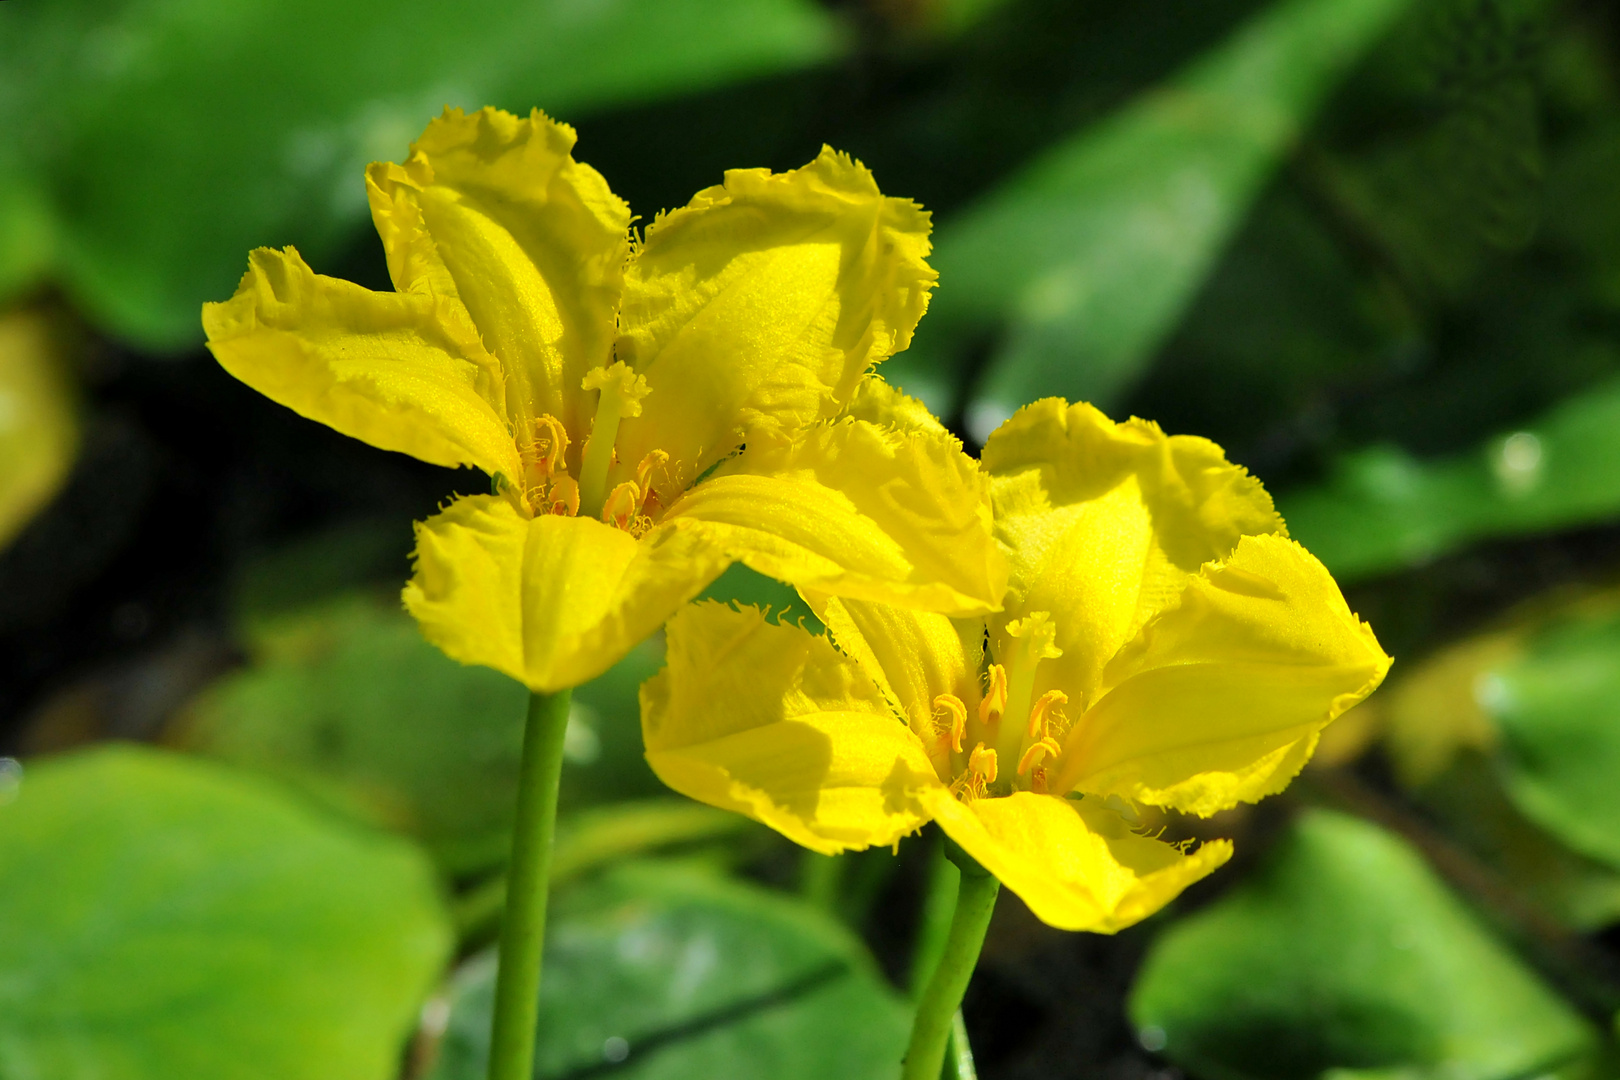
<box><xmin>488</xmin><ymin>689</ymin><xmax>573</xmax><ymax>1080</ymax></box>
<box><xmin>903</xmin><ymin>847</ymin><xmax>999</xmax><ymax>1080</ymax></box>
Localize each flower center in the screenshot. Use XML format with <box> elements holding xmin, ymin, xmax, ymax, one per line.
<box><xmin>925</xmin><ymin>612</ymin><xmax>1073</xmax><ymax>801</ymax></box>
<box><xmin>514</xmin><ymin>362</ymin><xmax>669</xmax><ymax>537</ymax></box>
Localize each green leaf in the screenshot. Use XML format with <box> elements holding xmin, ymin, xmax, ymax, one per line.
<box><xmin>1280</xmin><ymin>378</ymin><xmax>1620</xmax><ymax>581</ymax></box>
<box><xmin>1483</xmin><ymin>606</ymin><xmax>1620</xmax><ymax>873</ymax></box>
<box><xmin>0</xmin><ymin>744</ymin><xmax>451</xmax><ymax>1080</ymax></box>
<box><xmin>427</xmin><ymin>861</ymin><xmax>911</xmax><ymax>1080</ymax></box>
<box><xmin>1130</xmin><ymin>809</ymin><xmax>1595</xmax><ymax>1080</ymax></box>
<box><xmin>184</xmin><ymin>593</ymin><xmax>668</xmax><ymax>874</ymax></box>
<box><xmin>887</xmin><ymin>0</ymin><xmax>1412</xmax><ymax>430</ymax></box>
<box><xmin>0</xmin><ymin>0</ymin><xmax>841</xmax><ymax>349</ymax></box>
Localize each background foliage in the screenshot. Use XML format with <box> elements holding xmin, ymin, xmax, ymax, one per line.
<box><xmin>3</xmin><ymin>0</ymin><xmax>1620</xmax><ymax>1077</ymax></box>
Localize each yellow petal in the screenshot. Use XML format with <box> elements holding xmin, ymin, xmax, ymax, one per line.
<box><xmin>403</xmin><ymin>496</ymin><xmax>732</xmax><ymax>692</ymax></box>
<box><xmin>203</xmin><ymin>246</ymin><xmax>520</xmax><ymax>480</ymax></box>
<box><xmin>642</xmin><ymin>602</ymin><xmax>941</xmax><ymax>854</ymax></box>
<box><xmin>838</xmin><ymin>374</ymin><xmax>950</xmax><ymax>437</ymax></box>
<box><xmin>921</xmin><ymin>789</ymin><xmax>1232</xmax><ymax>932</ymax></box>
<box><xmin>982</xmin><ymin>398</ymin><xmax>1285</xmax><ymax>706</ymax></box>
<box><xmin>812</xmin><ymin>595</ymin><xmax>982</xmax><ymax>736</ymax></box>
<box><xmin>613</xmin><ymin>147</ymin><xmax>936</xmax><ymax>503</ymax></box>
<box><xmin>1053</xmin><ymin>533</ymin><xmax>1392</xmax><ymax>815</ymax></box>
<box><xmin>666</xmin><ymin>419</ymin><xmax>1006</xmax><ymax>617</ymax></box>
<box><xmin>368</xmin><ymin>107</ymin><xmax>631</xmax><ymax>459</ymax></box>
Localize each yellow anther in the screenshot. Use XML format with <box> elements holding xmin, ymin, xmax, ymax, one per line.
<box><xmin>978</xmin><ymin>664</ymin><xmax>1007</xmax><ymax>727</ymax></box>
<box><xmin>933</xmin><ymin>693</ymin><xmax>967</xmax><ymax>753</ymax></box>
<box><xmin>531</xmin><ymin>414</ymin><xmax>570</xmax><ymax>478</ymax></box>
<box><xmin>635</xmin><ymin>449</ymin><xmax>669</xmax><ymax>498</ymax></box>
<box><xmin>601</xmin><ymin>480</ymin><xmax>641</xmax><ymax>530</ymax></box>
<box><xmin>545</xmin><ymin>475</ymin><xmax>579</xmax><ymax>516</ymax></box>
<box><xmin>581</xmin><ymin>361</ymin><xmax>651</xmax><ymax>418</ymax></box>
<box><xmin>968</xmin><ymin>742</ymin><xmax>998</xmax><ymax>785</ymax></box>
<box><xmin>1027</xmin><ymin>689</ymin><xmax>1068</xmax><ymax>739</ymax></box>
<box><xmin>1016</xmin><ymin>737</ymin><xmax>1063</xmax><ymax>777</ymax></box>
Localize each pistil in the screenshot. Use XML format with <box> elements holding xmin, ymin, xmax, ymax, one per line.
<box><xmin>578</xmin><ymin>361</ymin><xmax>650</xmax><ymax>519</ymax></box>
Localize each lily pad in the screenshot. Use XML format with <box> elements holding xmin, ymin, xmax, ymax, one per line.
<box><xmin>1130</xmin><ymin>809</ymin><xmax>1595</xmax><ymax>1080</ymax></box>
<box><xmin>1483</xmin><ymin>606</ymin><xmax>1620</xmax><ymax>872</ymax></box>
<box><xmin>0</xmin><ymin>744</ymin><xmax>451</xmax><ymax>1080</ymax></box>
<box><xmin>427</xmin><ymin>861</ymin><xmax>911</xmax><ymax>1080</ymax></box>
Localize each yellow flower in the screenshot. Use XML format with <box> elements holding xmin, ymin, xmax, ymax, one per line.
<box><xmin>642</xmin><ymin>399</ymin><xmax>1392</xmax><ymax>932</ymax></box>
<box><xmin>203</xmin><ymin>107</ymin><xmax>1005</xmax><ymax>691</ymax></box>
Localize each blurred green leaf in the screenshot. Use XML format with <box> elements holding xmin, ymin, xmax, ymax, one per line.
<box><xmin>0</xmin><ymin>309</ymin><xmax>78</xmax><ymax>551</ymax></box>
<box><xmin>1130</xmin><ymin>809</ymin><xmax>1596</xmax><ymax>1080</ymax></box>
<box><xmin>428</xmin><ymin>861</ymin><xmax>910</xmax><ymax>1080</ymax></box>
<box><xmin>0</xmin><ymin>0</ymin><xmax>841</xmax><ymax>350</ymax></box>
<box><xmin>183</xmin><ymin>593</ymin><xmax>668</xmax><ymax>874</ymax></box>
<box><xmin>1281</xmin><ymin>378</ymin><xmax>1620</xmax><ymax>580</ymax></box>
<box><xmin>0</xmin><ymin>744</ymin><xmax>450</xmax><ymax>1080</ymax></box>
<box><xmin>888</xmin><ymin>0</ymin><xmax>1411</xmax><ymax>429</ymax></box>
<box><xmin>1484</xmin><ymin>606</ymin><xmax>1620</xmax><ymax>873</ymax></box>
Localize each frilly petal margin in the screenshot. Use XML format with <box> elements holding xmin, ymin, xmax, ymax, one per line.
<box><xmin>403</xmin><ymin>496</ymin><xmax>733</xmax><ymax>692</ymax></box>
<box><xmin>203</xmin><ymin>247</ymin><xmax>519</xmax><ymax>480</ymax></box>
<box><xmin>612</xmin><ymin>147</ymin><xmax>937</xmax><ymax>506</ymax></box>
<box><xmin>666</xmin><ymin>419</ymin><xmax>1007</xmax><ymax>618</ymax></box>
<box><xmin>641</xmin><ymin>603</ymin><xmax>940</xmax><ymax>854</ymax></box>
<box><xmin>920</xmin><ymin>789</ymin><xmax>1232</xmax><ymax>933</ymax></box>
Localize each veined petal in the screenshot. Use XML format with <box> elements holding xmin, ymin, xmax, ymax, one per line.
<box><xmin>613</xmin><ymin>148</ymin><xmax>936</xmax><ymax>503</ymax></box>
<box><xmin>812</xmin><ymin>595</ymin><xmax>982</xmax><ymax>739</ymax></box>
<box><xmin>403</xmin><ymin>496</ymin><xmax>732</xmax><ymax>692</ymax></box>
<box><xmin>1052</xmin><ymin>534</ymin><xmax>1392</xmax><ymax>815</ymax></box>
<box><xmin>920</xmin><ymin>789</ymin><xmax>1231</xmax><ymax>932</ymax></box>
<box><xmin>203</xmin><ymin>247</ymin><xmax>520</xmax><ymax>480</ymax></box>
<box><xmin>368</xmin><ymin>107</ymin><xmax>630</xmax><ymax>458</ymax></box>
<box><xmin>642</xmin><ymin>603</ymin><xmax>941</xmax><ymax>854</ymax></box>
<box><xmin>666</xmin><ymin>419</ymin><xmax>1006</xmax><ymax>617</ymax></box>
<box><xmin>982</xmin><ymin>398</ymin><xmax>1285</xmax><ymax>707</ymax></box>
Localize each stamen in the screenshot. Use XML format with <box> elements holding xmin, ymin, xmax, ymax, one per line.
<box><xmin>601</xmin><ymin>481</ymin><xmax>640</xmax><ymax>530</ymax></box>
<box><xmin>978</xmin><ymin>664</ymin><xmax>1007</xmax><ymax>727</ymax></box>
<box><xmin>531</xmin><ymin>415</ymin><xmax>570</xmax><ymax>479</ymax></box>
<box><xmin>1016</xmin><ymin>737</ymin><xmax>1063</xmax><ymax>777</ymax></box>
<box><xmin>932</xmin><ymin>694</ymin><xmax>967</xmax><ymax>753</ymax></box>
<box><xmin>546</xmin><ymin>476</ymin><xmax>580</xmax><ymax>516</ymax></box>
<box><xmin>1027</xmin><ymin>689</ymin><xmax>1068</xmax><ymax>739</ymax></box>
<box><xmin>635</xmin><ymin>450</ymin><xmax>669</xmax><ymax>502</ymax></box>
<box><xmin>578</xmin><ymin>361</ymin><xmax>652</xmax><ymax>518</ymax></box>
<box><xmin>968</xmin><ymin>743</ymin><xmax>998</xmax><ymax>785</ymax></box>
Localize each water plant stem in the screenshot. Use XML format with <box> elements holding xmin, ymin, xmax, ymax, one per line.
<box><xmin>902</xmin><ymin>851</ymin><xmax>999</xmax><ymax>1080</ymax></box>
<box><xmin>488</xmin><ymin>689</ymin><xmax>573</xmax><ymax>1080</ymax></box>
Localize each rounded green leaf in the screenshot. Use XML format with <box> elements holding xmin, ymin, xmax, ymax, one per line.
<box><xmin>1130</xmin><ymin>809</ymin><xmax>1594</xmax><ymax>1080</ymax></box>
<box><xmin>1485</xmin><ymin>608</ymin><xmax>1620</xmax><ymax>871</ymax></box>
<box><xmin>428</xmin><ymin>862</ymin><xmax>910</xmax><ymax>1080</ymax></box>
<box><xmin>0</xmin><ymin>745</ymin><xmax>452</xmax><ymax>1080</ymax></box>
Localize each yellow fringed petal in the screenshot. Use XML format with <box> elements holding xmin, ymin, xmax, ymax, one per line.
<box><xmin>812</xmin><ymin>595</ymin><xmax>981</xmax><ymax>741</ymax></box>
<box><xmin>403</xmin><ymin>496</ymin><xmax>732</xmax><ymax>692</ymax></box>
<box><xmin>642</xmin><ymin>603</ymin><xmax>940</xmax><ymax>854</ymax></box>
<box><xmin>666</xmin><ymin>419</ymin><xmax>1006</xmax><ymax>617</ymax></box>
<box><xmin>368</xmin><ymin>107</ymin><xmax>630</xmax><ymax>454</ymax></box>
<box><xmin>613</xmin><ymin>147</ymin><xmax>937</xmax><ymax>504</ymax></box>
<box><xmin>921</xmin><ymin>789</ymin><xmax>1232</xmax><ymax>932</ymax></box>
<box><xmin>838</xmin><ymin>375</ymin><xmax>950</xmax><ymax>437</ymax></box>
<box><xmin>982</xmin><ymin>398</ymin><xmax>1286</xmax><ymax>705</ymax></box>
<box><xmin>1052</xmin><ymin>534</ymin><xmax>1392</xmax><ymax>815</ymax></box>
<box><xmin>203</xmin><ymin>247</ymin><xmax>520</xmax><ymax>480</ymax></box>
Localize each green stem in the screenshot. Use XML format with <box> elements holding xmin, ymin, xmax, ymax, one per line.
<box><xmin>908</xmin><ymin>834</ymin><xmax>960</xmax><ymax>997</ymax></box>
<box><xmin>902</xmin><ymin>855</ymin><xmax>998</xmax><ymax>1080</ymax></box>
<box><xmin>488</xmin><ymin>689</ymin><xmax>573</xmax><ymax>1080</ymax></box>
